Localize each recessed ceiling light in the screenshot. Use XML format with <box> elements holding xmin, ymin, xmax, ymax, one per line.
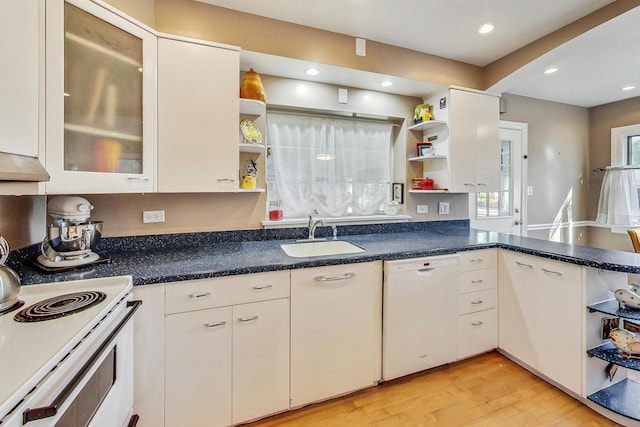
<box><xmin>305</xmin><ymin>68</ymin><xmax>319</xmax><ymax>76</ymax></box>
<box><xmin>380</xmin><ymin>80</ymin><xmax>393</xmax><ymax>87</ymax></box>
<box><xmin>622</xmin><ymin>85</ymin><xmax>636</xmax><ymax>91</ymax></box>
<box><xmin>544</xmin><ymin>67</ymin><xmax>559</xmax><ymax>74</ymax></box>
<box><xmin>478</xmin><ymin>23</ymin><xmax>494</xmax><ymax>34</ymax></box>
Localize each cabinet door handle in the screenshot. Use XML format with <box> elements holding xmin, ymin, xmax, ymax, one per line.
<box><xmin>238</xmin><ymin>315</ymin><xmax>259</xmax><ymax>323</ymax></box>
<box><xmin>217</xmin><ymin>178</ymin><xmax>236</xmax><ymax>182</ymax></box>
<box><xmin>477</xmin><ymin>182</ymin><xmax>488</xmax><ymax>187</ymax></box>
<box><xmin>189</xmin><ymin>292</ymin><xmax>211</xmax><ymax>299</ymax></box>
<box><xmin>204</xmin><ymin>321</ymin><xmax>226</xmax><ymax>328</ymax></box>
<box><xmin>515</xmin><ymin>261</ymin><xmax>534</xmax><ymax>269</ymax></box>
<box><xmin>252</xmin><ymin>284</ymin><xmax>273</xmax><ymax>290</ymax></box>
<box><xmin>314</xmin><ymin>272</ymin><xmax>356</xmax><ymax>282</ymax></box>
<box><xmin>471</xmin><ymin>321</ymin><xmax>484</xmax><ymax>326</ymax></box>
<box><xmin>542</xmin><ymin>268</ymin><xmax>562</xmax><ymax>276</ymax></box>
<box><xmin>470</xmin><ymin>300</ymin><xmax>484</xmax><ymax>305</ymax></box>
<box><xmin>464</xmin><ymin>183</ymin><xmax>474</xmax><ymax>187</ymax></box>
<box><xmin>471</xmin><ymin>258</ymin><xmax>483</xmax><ymax>263</ymax></box>
<box><xmin>127</xmin><ymin>177</ymin><xmax>149</xmax><ymax>181</ymax></box>
<box><xmin>471</xmin><ymin>280</ymin><xmax>484</xmax><ymax>284</ymax></box>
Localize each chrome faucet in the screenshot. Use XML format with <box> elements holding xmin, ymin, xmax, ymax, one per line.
<box><xmin>308</xmin><ymin>215</ymin><xmax>325</xmax><ymax>240</ymax></box>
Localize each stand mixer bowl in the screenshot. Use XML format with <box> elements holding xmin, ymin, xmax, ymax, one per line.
<box><xmin>46</xmin><ymin>221</ymin><xmax>103</xmax><ymax>254</ymax></box>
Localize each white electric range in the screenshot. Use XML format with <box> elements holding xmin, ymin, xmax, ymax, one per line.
<box><xmin>0</xmin><ymin>275</ymin><xmax>139</xmax><ymax>427</ymax></box>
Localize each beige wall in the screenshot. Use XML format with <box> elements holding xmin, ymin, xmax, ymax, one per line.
<box><xmin>500</xmin><ymin>94</ymin><xmax>590</xmax><ymax>225</ymax></box>
<box><xmin>0</xmin><ymin>196</ymin><xmax>45</xmax><ymax>249</ymax></box>
<box><xmin>152</xmin><ymin>0</ymin><xmax>483</xmax><ymax>90</ymax></box>
<box><xmin>588</xmin><ymin>97</ymin><xmax>640</xmax><ymax>220</ymax></box>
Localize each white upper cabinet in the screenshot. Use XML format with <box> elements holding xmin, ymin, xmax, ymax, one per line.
<box><xmin>45</xmin><ymin>0</ymin><xmax>157</xmax><ymax>194</ymax></box>
<box><xmin>424</xmin><ymin>87</ymin><xmax>500</xmax><ymax>193</ymax></box>
<box><xmin>157</xmin><ymin>36</ymin><xmax>240</xmax><ymax>192</ymax></box>
<box><xmin>0</xmin><ymin>0</ymin><xmax>41</xmax><ymax>157</ymax></box>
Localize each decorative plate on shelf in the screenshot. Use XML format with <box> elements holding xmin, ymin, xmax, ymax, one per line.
<box><xmin>240</xmin><ymin>119</ymin><xmax>263</xmax><ymax>145</ymax></box>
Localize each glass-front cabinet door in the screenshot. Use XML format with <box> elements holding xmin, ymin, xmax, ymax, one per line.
<box><xmin>46</xmin><ymin>0</ymin><xmax>156</xmax><ymax>193</ymax></box>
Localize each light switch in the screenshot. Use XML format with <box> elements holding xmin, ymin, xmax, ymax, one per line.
<box><xmin>438</xmin><ymin>202</ymin><xmax>449</xmax><ymax>215</ymax></box>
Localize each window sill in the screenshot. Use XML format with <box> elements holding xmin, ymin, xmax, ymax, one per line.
<box><xmin>262</xmin><ymin>214</ymin><xmax>412</xmax><ymax>229</ymax></box>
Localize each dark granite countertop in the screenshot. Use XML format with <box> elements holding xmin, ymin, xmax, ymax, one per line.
<box><xmin>8</xmin><ymin>220</ymin><xmax>640</xmax><ymax>286</ymax></box>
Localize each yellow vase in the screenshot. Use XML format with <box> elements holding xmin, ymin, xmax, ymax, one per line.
<box><xmin>240</xmin><ymin>68</ymin><xmax>267</xmax><ymax>102</ymax></box>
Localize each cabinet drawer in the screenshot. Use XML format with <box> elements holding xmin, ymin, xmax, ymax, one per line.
<box><xmin>459</xmin><ymin>249</ymin><xmax>497</xmax><ymax>272</ymax></box>
<box><xmin>457</xmin><ymin>309</ymin><xmax>497</xmax><ymax>360</ymax></box>
<box><xmin>459</xmin><ymin>269</ymin><xmax>496</xmax><ymax>294</ymax></box>
<box><xmin>458</xmin><ymin>289</ymin><xmax>495</xmax><ymax>315</ymax></box>
<box><xmin>166</xmin><ymin>270</ymin><xmax>290</xmax><ymax>314</ymax></box>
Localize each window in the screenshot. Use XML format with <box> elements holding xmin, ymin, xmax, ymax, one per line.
<box><xmin>596</xmin><ymin>124</ymin><xmax>640</xmax><ymax>226</ymax></box>
<box><xmin>266</xmin><ymin>112</ymin><xmax>394</xmax><ymax>219</ymax></box>
<box><xmin>476</xmin><ymin>139</ymin><xmax>511</xmax><ymax>218</ymax></box>
<box><xmin>627</xmin><ymin>134</ymin><xmax>640</xmax><ymax>167</ymax></box>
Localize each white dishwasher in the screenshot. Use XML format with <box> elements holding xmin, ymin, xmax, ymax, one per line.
<box><xmin>383</xmin><ymin>254</ymin><xmax>459</xmax><ymax>381</ymax></box>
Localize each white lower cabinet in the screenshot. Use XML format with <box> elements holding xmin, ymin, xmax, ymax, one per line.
<box><xmin>165</xmin><ymin>306</ymin><xmax>233</xmax><ymax>427</ymax></box>
<box><xmin>499</xmin><ymin>250</ymin><xmax>583</xmax><ymax>395</ymax></box>
<box><xmin>132</xmin><ymin>284</ymin><xmax>166</xmax><ymax>427</ymax></box>
<box><xmin>232</xmin><ymin>299</ymin><xmax>290</xmax><ymax>423</ymax></box>
<box><xmin>457</xmin><ymin>249</ymin><xmax>498</xmax><ymax>360</ymax></box>
<box><xmin>290</xmin><ymin>262</ymin><xmax>382</xmax><ymax>407</ymax></box>
<box><xmin>164</xmin><ymin>271</ymin><xmax>290</xmax><ymax>427</ymax></box>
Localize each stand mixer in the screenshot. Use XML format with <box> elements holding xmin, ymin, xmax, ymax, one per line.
<box><xmin>36</xmin><ymin>196</ymin><xmax>105</xmax><ymax>269</ymax></box>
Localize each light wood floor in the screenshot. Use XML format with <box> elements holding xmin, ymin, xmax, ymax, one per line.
<box><xmin>245</xmin><ymin>351</ymin><xmax>621</xmax><ymax>427</ymax></box>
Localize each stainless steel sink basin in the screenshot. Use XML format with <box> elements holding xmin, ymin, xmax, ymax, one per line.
<box><xmin>280</xmin><ymin>240</ymin><xmax>364</xmax><ymax>258</ymax></box>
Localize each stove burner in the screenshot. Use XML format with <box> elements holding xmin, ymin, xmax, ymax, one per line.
<box><xmin>14</xmin><ymin>291</ymin><xmax>106</xmax><ymax>323</ymax></box>
<box><xmin>0</xmin><ymin>300</ymin><xmax>25</xmax><ymax>316</ymax></box>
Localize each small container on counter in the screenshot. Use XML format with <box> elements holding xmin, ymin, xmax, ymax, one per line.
<box><xmin>268</xmin><ymin>200</ymin><xmax>283</xmax><ymax>221</ymax></box>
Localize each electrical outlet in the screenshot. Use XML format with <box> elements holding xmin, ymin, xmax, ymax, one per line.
<box><xmin>438</xmin><ymin>202</ymin><xmax>450</xmax><ymax>215</ymax></box>
<box><xmin>417</xmin><ymin>205</ymin><xmax>428</xmax><ymax>214</ymax></box>
<box><xmin>143</xmin><ymin>210</ymin><xmax>165</xmax><ymax>223</ymax></box>
<box><xmin>527</xmin><ymin>186</ymin><xmax>534</xmax><ymax>196</ymax></box>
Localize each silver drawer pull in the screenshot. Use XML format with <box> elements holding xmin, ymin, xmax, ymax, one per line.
<box><xmin>189</xmin><ymin>292</ymin><xmax>211</xmax><ymax>299</ymax></box>
<box><xmin>470</xmin><ymin>300</ymin><xmax>484</xmax><ymax>305</ymax></box>
<box><xmin>471</xmin><ymin>280</ymin><xmax>484</xmax><ymax>284</ymax></box>
<box><xmin>471</xmin><ymin>321</ymin><xmax>484</xmax><ymax>326</ymax></box>
<box><xmin>470</xmin><ymin>258</ymin><xmax>483</xmax><ymax>263</ymax></box>
<box><xmin>477</xmin><ymin>183</ymin><xmax>488</xmax><ymax>187</ymax></box>
<box><xmin>238</xmin><ymin>315</ymin><xmax>259</xmax><ymax>323</ymax></box>
<box><xmin>464</xmin><ymin>183</ymin><xmax>474</xmax><ymax>187</ymax></box>
<box><xmin>515</xmin><ymin>261</ymin><xmax>534</xmax><ymax>269</ymax></box>
<box><xmin>252</xmin><ymin>284</ymin><xmax>273</xmax><ymax>290</ymax></box>
<box><xmin>204</xmin><ymin>321</ymin><xmax>226</xmax><ymax>328</ymax></box>
<box><xmin>217</xmin><ymin>178</ymin><xmax>236</xmax><ymax>182</ymax></box>
<box><xmin>127</xmin><ymin>177</ymin><xmax>149</xmax><ymax>181</ymax></box>
<box><xmin>314</xmin><ymin>272</ymin><xmax>356</xmax><ymax>282</ymax></box>
<box><xmin>542</xmin><ymin>268</ymin><xmax>562</xmax><ymax>276</ymax></box>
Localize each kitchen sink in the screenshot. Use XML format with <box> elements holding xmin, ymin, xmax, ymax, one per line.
<box><xmin>280</xmin><ymin>240</ymin><xmax>364</xmax><ymax>258</ymax></box>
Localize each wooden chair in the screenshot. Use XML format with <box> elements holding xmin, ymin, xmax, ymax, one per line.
<box><xmin>628</xmin><ymin>229</ymin><xmax>640</xmax><ymax>253</ymax></box>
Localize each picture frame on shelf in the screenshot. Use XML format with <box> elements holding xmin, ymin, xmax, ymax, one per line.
<box><xmin>416</xmin><ymin>142</ymin><xmax>434</xmax><ymax>157</ymax></box>
<box><xmin>392</xmin><ymin>183</ymin><xmax>404</xmax><ymax>204</ymax></box>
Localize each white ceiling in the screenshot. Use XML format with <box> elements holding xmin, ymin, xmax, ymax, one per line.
<box><xmin>198</xmin><ymin>0</ymin><xmax>640</xmax><ymax>107</ymax></box>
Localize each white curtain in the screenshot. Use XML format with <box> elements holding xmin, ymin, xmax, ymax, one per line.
<box><xmin>267</xmin><ymin>113</ymin><xmax>393</xmax><ymax>218</ymax></box>
<box><xmin>596</xmin><ymin>168</ymin><xmax>640</xmax><ymax>225</ymax></box>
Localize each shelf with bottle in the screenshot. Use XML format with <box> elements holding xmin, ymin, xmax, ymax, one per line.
<box><xmin>239</xmin><ymin>98</ymin><xmax>266</xmax><ymax>116</ymax></box>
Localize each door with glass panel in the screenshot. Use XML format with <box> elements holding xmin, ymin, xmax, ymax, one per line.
<box><xmin>45</xmin><ymin>0</ymin><xmax>156</xmax><ymax>193</ymax></box>
<box><xmin>470</xmin><ymin>123</ymin><xmax>526</xmax><ymax>235</ymax></box>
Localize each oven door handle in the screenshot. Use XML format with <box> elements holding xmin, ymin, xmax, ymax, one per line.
<box><xmin>23</xmin><ymin>300</ymin><xmax>142</xmax><ymax>424</ymax></box>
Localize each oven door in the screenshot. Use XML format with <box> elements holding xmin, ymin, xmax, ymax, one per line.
<box><xmin>17</xmin><ymin>299</ymin><xmax>141</xmax><ymax>427</ymax></box>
